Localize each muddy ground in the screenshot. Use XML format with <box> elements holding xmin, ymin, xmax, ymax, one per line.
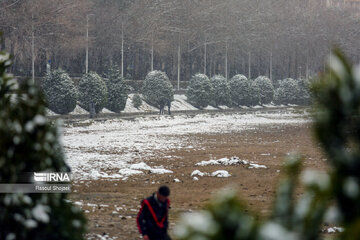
<box><xmin>68</xmin><ymin>120</ymin><xmax>329</xmax><ymax>239</ymax></box>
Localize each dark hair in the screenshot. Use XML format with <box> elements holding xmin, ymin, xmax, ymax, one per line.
<box><xmin>158</xmin><ymin>185</ymin><xmax>170</xmax><ymax>197</ymax></box>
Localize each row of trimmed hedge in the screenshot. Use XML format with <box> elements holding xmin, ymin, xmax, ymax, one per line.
<box><xmin>41</xmin><ymin>66</ymin><xmax>128</xmax><ymax>115</ymax></box>
<box><xmin>186</xmin><ymin>73</ymin><xmax>310</xmax><ymax>108</ymax></box>
<box><xmin>41</xmin><ymin>68</ymin><xmax>310</xmax><ymax>115</ymax></box>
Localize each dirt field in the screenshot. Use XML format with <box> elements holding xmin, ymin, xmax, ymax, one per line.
<box><xmin>67</xmin><ymin>114</ymin><xmax>327</xmax><ymax>239</ymax></box>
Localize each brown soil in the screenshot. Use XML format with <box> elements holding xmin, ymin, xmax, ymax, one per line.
<box><xmin>70</xmin><ymin>123</ymin><xmax>327</xmax><ymax>239</ymax></box>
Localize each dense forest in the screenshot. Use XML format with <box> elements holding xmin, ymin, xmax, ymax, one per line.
<box><xmin>1</xmin><ymin>0</ymin><xmax>359</xmax><ymax>82</ymax></box>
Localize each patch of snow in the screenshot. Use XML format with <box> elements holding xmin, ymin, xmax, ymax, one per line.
<box><xmin>118</xmin><ymin>169</ymin><xmax>143</xmax><ymax>176</ymax></box>
<box><xmin>193</xmin><ymin>177</ymin><xmax>199</xmax><ymax>181</ymax></box>
<box><xmin>74</xmin><ymin>201</ymin><xmax>83</xmax><ymax>206</ymax></box>
<box><xmin>218</xmin><ymin>105</ymin><xmax>230</xmax><ymax>110</ymax></box>
<box><xmin>32</xmin><ymin>204</ymin><xmax>50</xmax><ymax>223</ymax></box>
<box><xmin>174</xmin><ymin>178</ymin><xmax>181</xmax><ymax>183</ymax></box>
<box><xmin>87</xmin><ymin>233</ymin><xmax>118</xmax><ymax>240</ymax></box>
<box><xmin>170</xmin><ymin>95</ymin><xmax>198</xmax><ymax>111</ymax></box>
<box><xmin>252</xmin><ymin>105</ymin><xmax>263</xmax><ymax>109</ymax></box>
<box><xmin>260</xmin><ymin>222</ymin><xmax>298</xmax><ymax>239</ymax></box>
<box><xmin>149</xmin><ymin>168</ymin><xmax>173</xmax><ymax>174</ymax></box>
<box><xmin>46</xmin><ymin>108</ymin><xmax>58</xmax><ymax>116</ymax></box>
<box><xmin>174</xmin><ymin>211</ymin><xmax>218</xmax><ymax>237</ymax></box>
<box><xmin>301</xmin><ymin>169</ymin><xmax>330</xmax><ymax>190</ymax></box>
<box><xmin>263</xmin><ymin>103</ymin><xmax>277</xmax><ymax>108</ymax></box>
<box><xmin>211</xmin><ymin>170</ymin><xmax>231</xmax><ymax>178</ymax></box>
<box><xmin>195</xmin><ymin>156</ymin><xmax>267</xmax><ymax>169</ymax></box>
<box><xmin>71</xmin><ymin>105</ymin><xmax>88</xmax><ymax>115</ymax></box>
<box><xmin>327</xmin><ymin>227</ymin><xmax>344</xmax><ymax>233</ymax></box>
<box><xmin>249</xmin><ymin>163</ymin><xmax>267</xmax><ymax>169</ymax></box>
<box><xmin>191</xmin><ymin>170</ymin><xmax>207</xmax><ymax>177</ymax></box>
<box><xmin>102</xmin><ymin>108</ymin><xmax>114</xmax><ymax>114</ymax></box>
<box><xmin>130</xmin><ymin>162</ymin><xmax>152</xmax><ymax>170</ymax></box>
<box><xmin>5</xmin><ymin>233</ymin><xmax>16</xmax><ymax>240</ymax></box>
<box><xmin>63</xmin><ymin>110</ymin><xmax>307</xmax><ymax>180</ymax></box>
<box><xmin>196</xmin><ymin>157</ymin><xmax>247</xmax><ymax>166</ymax></box>
<box><xmin>203</xmin><ymin>105</ymin><xmax>217</xmax><ymax>110</ymax></box>
<box><xmin>123</xmin><ymin>94</ymin><xmax>158</xmax><ymax>113</ymax></box>
<box><xmin>24</xmin><ymin>219</ymin><xmax>37</xmax><ymax>229</ymax></box>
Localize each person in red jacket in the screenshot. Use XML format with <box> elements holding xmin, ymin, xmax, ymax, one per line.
<box><xmin>137</xmin><ymin>186</ymin><xmax>171</xmax><ymax>240</ymax></box>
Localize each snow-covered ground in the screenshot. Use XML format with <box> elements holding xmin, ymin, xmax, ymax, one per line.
<box><xmin>62</xmin><ymin>110</ymin><xmax>310</xmax><ymax>180</ymax></box>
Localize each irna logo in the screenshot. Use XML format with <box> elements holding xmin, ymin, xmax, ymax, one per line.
<box><xmin>33</xmin><ymin>172</ymin><xmax>71</xmax><ymax>182</ymax></box>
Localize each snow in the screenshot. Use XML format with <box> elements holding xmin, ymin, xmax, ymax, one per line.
<box><xmin>196</xmin><ymin>157</ymin><xmax>247</xmax><ymax>166</ymax></box>
<box><xmin>191</xmin><ymin>170</ymin><xmax>207</xmax><ymax>177</ymax></box>
<box><xmin>102</xmin><ymin>108</ymin><xmax>113</xmax><ymax>114</ymax></box>
<box><xmin>123</xmin><ymin>94</ymin><xmax>158</xmax><ymax>113</ymax></box>
<box><xmin>218</xmin><ymin>105</ymin><xmax>230</xmax><ymax>110</ymax></box>
<box><xmin>301</xmin><ymin>169</ymin><xmax>329</xmax><ymax>190</ymax></box>
<box><xmin>71</xmin><ymin>105</ymin><xmax>88</xmax><ymax>115</ymax></box>
<box><xmin>32</xmin><ymin>204</ymin><xmax>50</xmax><ymax>223</ymax></box>
<box><xmin>195</xmin><ymin>156</ymin><xmax>268</xmax><ymax>169</ymax></box>
<box><xmin>149</xmin><ymin>168</ymin><xmax>173</xmax><ymax>174</ymax></box>
<box><xmin>260</xmin><ymin>222</ymin><xmax>298</xmax><ymax>239</ymax></box>
<box><xmin>327</xmin><ymin>227</ymin><xmax>344</xmax><ymax>233</ymax></box>
<box><xmin>24</xmin><ymin>219</ymin><xmax>37</xmax><ymax>229</ymax></box>
<box><xmin>204</xmin><ymin>105</ymin><xmax>217</xmax><ymax>110</ymax></box>
<box><xmin>5</xmin><ymin>233</ymin><xmax>15</xmax><ymax>240</ymax></box>
<box><xmin>344</xmin><ymin>177</ymin><xmax>359</xmax><ymax>198</ymax></box>
<box><xmin>263</xmin><ymin>103</ymin><xmax>278</xmax><ymax>108</ymax></box>
<box><xmin>191</xmin><ymin>170</ymin><xmax>231</xmax><ymax>178</ymax></box>
<box><xmin>170</xmin><ymin>95</ymin><xmax>198</xmax><ymax>111</ymax></box>
<box><xmin>174</xmin><ymin>178</ymin><xmax>181</xmax><ymax>183</ymax></box>
<box><xmin>174</xmin><ymin>211</ymin><xmax>218</xmax><ymax>237</ymax></box>
<box><xmin>211</xmin><ymin>170</ymin><xmax>231</xmax><ymax>178</ymax></box>
<box><xmin>129</xmin><ymin>162</ymin><xmax>152</xmax><ymax>170</ymax></box>
<box><xmin>248</xmin><ymin>163</ymin><xmax>267</xmax><ymax>169</ymax></box>
<box><xmin>118</xmin><ymin>169</ymin><xmax>143</xmax><ymax>176</ymax></box>
<box><xmin>87</xmin><ymin>233</ymin><xmax>118</xmax><ymax>240</ymax></box>
<box><xmin>62</xmin><ymin>110</ymin><xmax>308</xmax><ymax>180</ymax></box>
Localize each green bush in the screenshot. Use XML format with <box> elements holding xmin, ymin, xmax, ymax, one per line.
<box><xmin>0</xmin><ymin>49</ymin><xmax>86</xmax><ymax>240</ymax></box>
<box><xmin>253</xmin><ymin>76</ymin><xmax>274</xmax><ymax>104</ymax></box>
<box><xmin>249</xmin><ymin>80</ymin><xmax>260</xmax><ymax>106</ymax></box>
<box><xmin>186</xmin><ymin>73</ymin><xmax>212</xmax><ymax>109</ymax></box>
<box><xmin>296</xmin><ymin>78</ymin><xmax>311</xmax><ymax>105</ymax></box>
<box><xmin>78</xmin><ymin>72</ymin><xmax>107</xmax><ymax>114</ymax></box>
<box><xmin>142</xmin><ymin>70</ymin><xmax>174</xmax><ymax>108</ymax></box>
<box><xmin>210</xmin><ymin>75</ymin><xmax>231</xmax><ymax>107</ymax></box>
<box><xmin>132</xmin><ymin>94</ymin><xmax>142</xmax><ymax>109</ymax></box>
<box><xmin>41</xmin><ymin>69</ymin><xmax>77</xmax><ymax>115</ymax></box>
<box><xmin>104</xmin><ymin>65</ymin><xmax>128</xmax><ymax>113</ymax></box>
<box><xmin>229</xmin><ymin>74</ymin><xmax>252</xmax><ymax>106</ymax></box>
<box><xmin>273</xmin><ymin>78</ymin><xmax>301</xmax><ymax>105</ymax></box>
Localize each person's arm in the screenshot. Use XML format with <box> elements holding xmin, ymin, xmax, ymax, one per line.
<box><xmin>164</xmin><ymin>200</ymin><xmax>170</xmax><ymax>230</ymax></box>
<box><xmin>137</xmin><ymin>200</ymin><xmax>149</xmax><ymax>237</ymax></box>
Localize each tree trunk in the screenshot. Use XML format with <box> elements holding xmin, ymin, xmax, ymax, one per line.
<box><xmin>121</xmin><ymin>23</ymin><xmax>124</xmax><ymax>77</ymax></box>
<box><xmin>177</xmin><ymin>33</ymin><xmax>181</xmax><ymax>90</ymax></box>
<box><xmin>0</xmin><ymin>34</ymin><xmax>5</xmax><ymax>50</ymax></box>
<box><xmin>225</xmin><ymin>39</ymin><xmax>228</xmax><ymax>79</ymax></box>
<box><xmin>248</xmin><ymin>51</ymin><xmax>251</xmax><ymax>79</ymax></box>
<box><xmin>204</xmin><ymin>38</ymin><xmax>207</xmax><ymax>75</ymax></box>
<box><xmin>270</xmin><ymin>48</ymin><xmax>273</xmax><ymax>81</ymax></box>
<box><xmin>151</xmin><ymin>30</ymin><xmax>154</xmax><ymax>72</ymax></box>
